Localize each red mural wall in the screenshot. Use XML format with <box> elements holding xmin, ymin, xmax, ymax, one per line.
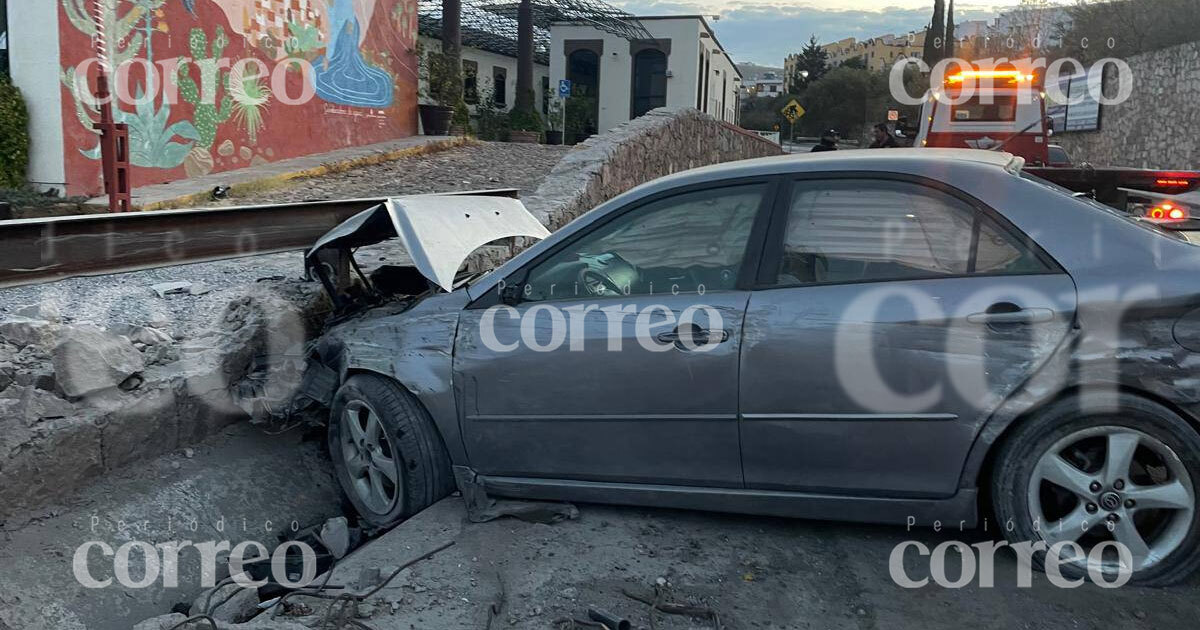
<box><xmin>58</xmin><ymin>0</ymin><xmax>420</xmax><ymax>197</ymax></box>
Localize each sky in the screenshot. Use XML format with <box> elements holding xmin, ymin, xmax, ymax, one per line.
<box><xmin>609</xmin><ymin>1</ymin><xmax>1067</xmax><ymax>66</ymax></box>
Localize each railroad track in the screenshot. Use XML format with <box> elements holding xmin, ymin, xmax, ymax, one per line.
<box><xmin>0</xmin><ymin>189</ymin><xmax>519</xmax><ymax>290</ymax></box>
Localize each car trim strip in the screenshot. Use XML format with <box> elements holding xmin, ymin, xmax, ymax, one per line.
<box><xmin>740</xmin><ymin>413</ymin><xmax>960</xmax><ymax>421</ymax></box>
<box><xmin>467</xmin><ymin>414</ymin><xmax>737</xmax><ymax>422</ymax></box>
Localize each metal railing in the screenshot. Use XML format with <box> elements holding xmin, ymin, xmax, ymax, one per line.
<box><xmin>0</xmin><ymin>189</ymin><xmax>520</xmax><ymax>290</ymax></box>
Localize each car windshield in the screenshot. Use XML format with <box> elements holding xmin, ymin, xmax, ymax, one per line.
<box><xmin>1020</xmin><ymin>172</ymin><xmax>1191</xmax><ymax>242</ymax></box>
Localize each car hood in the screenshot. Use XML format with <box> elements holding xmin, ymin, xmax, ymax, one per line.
<box><xmin>305</xmin><ymin>195</ymin><xmax>550</xmax><ymax>292</ymax></box>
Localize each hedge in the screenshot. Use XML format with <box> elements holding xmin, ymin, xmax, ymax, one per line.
<box><xmin>0</xmin><ymin>76</ymin><xmax>30</xmax><ymax>188</ymax></box>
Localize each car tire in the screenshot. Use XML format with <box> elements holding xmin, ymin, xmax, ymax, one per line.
<box><xmin>328</xmin><ymin>374</ymin><xmax>454</xmax><ymax>529</ymax></box>
<box><xmin>992</xmin><ymin>393</ymin><xmax>1200</xmax><ymax>586</ymax></box>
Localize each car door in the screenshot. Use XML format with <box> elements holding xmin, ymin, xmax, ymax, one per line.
<box><xmin>739</xmin><ymin>175</ymin><xmax>1077</xmax><ymax>497</ymax></box>
<box><xmin>455</xmin><ymin>179</ymin><xmax>777</xmax><ymax>487</ymax></box>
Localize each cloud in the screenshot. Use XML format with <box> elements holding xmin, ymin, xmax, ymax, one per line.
<box><xmin>610</xmin><ymin>1</ymin><xmax>1021</xmax><ymax>65</ymax></box>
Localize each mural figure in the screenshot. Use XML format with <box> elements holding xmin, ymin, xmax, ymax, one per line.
<box><xmin>312</xmin><ymin>0</ymin><xmax>394</xmax><ymax>107</ymax></box>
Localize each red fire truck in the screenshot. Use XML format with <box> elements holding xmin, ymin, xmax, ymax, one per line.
<box><xmin>913</xmin><ymin>68</ymin><xmax>1200</xmax><ymax>227</ymax></box>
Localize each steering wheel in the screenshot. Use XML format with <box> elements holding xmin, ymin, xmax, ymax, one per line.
<box><xmin>579</xmin><ymin>267</ymin><xmax>625</xmax><ymax>297</ymax></box>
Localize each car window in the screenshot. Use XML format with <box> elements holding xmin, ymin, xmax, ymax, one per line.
<box><xmin>520</xmin><ymin>184</ymin><xmax>766</xmax><ymax>301</ymax></box>
<box><xmin>774</xmin><ymin>179</ymin><xmax>1049</xmax><ymax>286</ymax></box>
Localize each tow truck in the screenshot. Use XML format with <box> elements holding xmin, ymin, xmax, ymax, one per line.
<box><xmin>912</xmin><ymin>68</ymin><xmax>1200</xmax><ymax>232</ymax></box>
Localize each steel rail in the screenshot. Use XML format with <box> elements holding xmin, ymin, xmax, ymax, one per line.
<box><xmin>0</xmin><ymin>189</ymin><xmax>520</xmax><ymax>290</ymax></box>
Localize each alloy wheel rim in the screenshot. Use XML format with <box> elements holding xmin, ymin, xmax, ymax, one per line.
<box><xmin>340</xmin><ymin>400</ymin><xmax>402</xmax><ymax>515</ymax></box>
<box><xmin>1028</xmin><ymin>426</ymin><xmax>1195</xmax><ymax>573</ymax></box>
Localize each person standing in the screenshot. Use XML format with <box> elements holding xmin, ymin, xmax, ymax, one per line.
<box><xmin>869</xmin><ymin>123</ymin><xmax>899</xmax><ymax>148</ymax></box>
<box><xmin>811</xmin><ymin>129</ymin><xmax>839</xmax><ymax>152</ymax></box>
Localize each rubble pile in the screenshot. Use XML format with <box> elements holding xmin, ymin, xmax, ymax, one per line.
<box><xmin>0</xmin><ymin>279</ymin><xmax>329</xmax><ymax>517</ymax></box>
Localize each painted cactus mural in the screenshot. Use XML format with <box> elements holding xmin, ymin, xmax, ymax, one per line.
<box><xmin>57</xmin><ymin>0</ymin><xmax>419</xmax><ymax>196</ymax></box>
<box><xmin>178</xmin><ymin>26</ymin><xmax>234</xmax><ymax>149</ymax></box>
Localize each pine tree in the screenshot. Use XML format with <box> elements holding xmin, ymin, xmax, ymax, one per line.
<box><xmin>923</xmin><ymin>0</ymin><xmax>946</xmax><ymax>65</ymax></box>
<box><xmin>945</xmin><ymin>0</ymin><xmax>956</xmax><ymax>59</ymax></box>
<box><xmin>790</xmin><ymin>35</ymin><xmax>830</xmax><ymax>92</ymax></box>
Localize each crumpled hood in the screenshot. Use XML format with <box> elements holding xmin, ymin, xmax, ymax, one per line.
<box><xmin>305</xmin><ymin>195</ymin><xmax>550</xmax><ymax>291</ymax></box>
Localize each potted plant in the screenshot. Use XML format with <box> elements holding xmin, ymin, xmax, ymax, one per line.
<box><xmin>507</xmin><ymin>108</ymin><xmax>542</xmax><ymax>144</ymax></box>
<box><xmin>564</xmin><ymin>96</ymin><xmax>598</xmax><ymax>145</ymax></box>
<box><xmin>544</xmin><ymin>99</ymin><xmax>563</xmax><ymax>145</ymax></box>
<box><xmin>418</xmin><ymin>45</ymin><xmax>461</xmax><ymax>136</ymax></box>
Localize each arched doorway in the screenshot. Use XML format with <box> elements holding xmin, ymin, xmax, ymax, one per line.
<box><xmin>566</xmin><ymin>49</ymin><xmax>600</xmax><ymax>143</ymax></box>
<box><xmin>631</xmin><ymin>49</ymin><xmax>667</xmax><ymax>118</ymax></box>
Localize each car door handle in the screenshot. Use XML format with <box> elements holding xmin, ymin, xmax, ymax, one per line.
<box><xmin>656</xmin><ymin>328</ymin><xmax>731</xmax><ymax>346</ymax></box>
<box><xmin>966</xmin><ymin>308</ymin><xmax>1055</xmax><ymax>325</ymax></box>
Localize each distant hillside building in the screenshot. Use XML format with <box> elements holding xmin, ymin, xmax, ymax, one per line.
<box><xmin>748</xmin><ymin>71</ymin><xmax>783</xmax><ymax>97</ymax></box>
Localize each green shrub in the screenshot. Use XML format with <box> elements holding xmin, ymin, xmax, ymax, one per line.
<box><xmin>0</xmin><ymin>76</ymin><xmax>30</xmax><ymax>188</ymax></box>
<box><xmin>507</xmin><ymin>108</ymin><xmax>543</xmax><ymax>133</ymax></box>
<box><xmin>475</xmin><ymin>86</ymin><xmax>509</xmax><ymax>141</ymax></box>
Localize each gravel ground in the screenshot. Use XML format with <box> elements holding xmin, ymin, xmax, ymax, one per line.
<box><xmin>0</xmin><ymin>142</ymin><xmax>569</xmax><ymax>333</ymax></box>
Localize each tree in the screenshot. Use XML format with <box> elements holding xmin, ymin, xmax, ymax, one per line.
<box><xmin>1059</xmin><ymin>0</ymin><xmax>1200</xmax><ymax>64</ymax></box>
<box><xmin>441</xmin><ymin>0</ymin><xmax>463</xmax><ymax>105</ymax></box>
<box><xmin>788</xmin><ymin>35</ymin><xmax>830</xmax><ymax>92</ymax></box>
<box><xmin>945</xmin><ymin>0</ymin><xmax>956</xmax><ymax>59</ymax></box>
<box><xmin>514</xmin><ymin>0</ymin><xmax>536</xmax><ymax>114</ymax></box>
<box><xmin>923</xmin><ymin>0</ymin><xmax>946</xmax><ymax>65</ymax></box>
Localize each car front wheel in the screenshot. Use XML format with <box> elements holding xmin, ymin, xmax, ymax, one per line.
<box><xmin>328</xmin><ymin>374</ymin><xmax>454</xmax><ymax>529</ymax></box>
<box><xmin>992</xmin><ymin>394</ymin><xmax>1200</xmax><ymax>586</ymax></box>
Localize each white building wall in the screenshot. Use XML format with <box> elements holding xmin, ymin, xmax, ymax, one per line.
<box><xmin>550</xmin><ymin>18</ymin><xmax>738</xmax><ymax>135</ymax></box>
<box><xmin>9</xmin><ymin>1</ymin><xmax>66</xmax><ymax>190</ymax></box>
<box><xmin>418</xmin><ymin>36</ymin><xmax>550</xmax><ymax>116</ymax></box>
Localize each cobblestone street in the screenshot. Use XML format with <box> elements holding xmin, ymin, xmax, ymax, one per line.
<box><xmin>208</xmin><ymin>141</ymin><xmax>570</xmax><ymax>206</ymax></box>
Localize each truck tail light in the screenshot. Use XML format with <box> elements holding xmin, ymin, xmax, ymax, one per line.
<box><xmin>1147</xmin><ymin>202</ymin><xmax>1189</xmax><ymax>222</ymax></box>
<box><xmin>1156</xmin><ymin>178</ymin><xmax>1193</xmax><ymax>188</ymax></box>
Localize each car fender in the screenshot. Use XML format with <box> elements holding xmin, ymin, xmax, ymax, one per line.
<box><xmin>313</xmin><ymin>294</ymin><xmax>471</xmax><ymax>465</ymax></box>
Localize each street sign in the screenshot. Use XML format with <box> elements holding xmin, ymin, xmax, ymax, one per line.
<box><xmin>887</xmin><ymin>109</ymin><xmax>899</xmax><ymax>121</ymax></box>
<box><xmin>558</xmin><ymin>79</ymin><xmax>572</xmax><ymax>98</ymax></box>
<box><xmin>781</xmin><ymin>99</ymin><xmax>805</xmax><ymax>122</ymax></box>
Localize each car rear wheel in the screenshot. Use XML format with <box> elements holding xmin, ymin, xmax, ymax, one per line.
<box><xmin>992</xmin><ymin>394</ymin><xmax>1200</xmax><ymax>586</ymax></box>
<box><xmin>328</xmin><ymin>374</ymin><xmax>454</xmax><ymax>529</ymax></box>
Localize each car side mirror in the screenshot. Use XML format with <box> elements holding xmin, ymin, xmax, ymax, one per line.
<box><xmin>500</xmin><ymin>283</ymin><xmax>522</xmax><ymax>306</ymax></box>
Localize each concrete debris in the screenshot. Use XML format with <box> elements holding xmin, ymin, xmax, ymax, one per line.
<box><xmin>131</xmin><ymin>614</ymin><xmax>189</xmax><ymax>630</ymax></box>
<box><xmin>113</xmin><ymin>324</ymin><xmax>176</xmax><ymax>347</ymax></box>
<box><xmin>51</xmin><ymin>325</ymin><xmax>145</xmax><ymax>398</ymax></box>
<box><xmin>151</xmin><ymin>281</ymin><xmax>194</xmax><ymax>298</ymax></box>
<box><xmin>319</xmin><ymin>516</ymin><xmax>352</xmax><ymax>559</ymax></box>
<box><xmin>0</xmin><ymin>385</ymin><xmax>76</xmax><ymax>423</ymax></box>
<box><xmin>13</xmin><ymin>302</ymin><xmax>62</xmax><ymax>323</ymax></box>
<box><xmin>0</xmin><ymin>360</ymin><xmax>14</xmax><ymax>391</ymax></box>
<box><xmin>190</xmin><ymin>283</ymin><xmax>214</xmax><ymax>296</ymax></box>
<box><xmin>0</xmin><ymin>316</ymin><xmax>60</xmax><ymax>350</ymax></box>
<box><xmin>190</xmin><ymin>583</ymin><xmax>262</xmax><ymax>623</ymax></box>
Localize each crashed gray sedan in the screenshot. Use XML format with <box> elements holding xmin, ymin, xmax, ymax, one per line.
<box><xmin>304</xmin><ymin>149</ymin><xmax>1200</xmax><ymax>586</ymax></box>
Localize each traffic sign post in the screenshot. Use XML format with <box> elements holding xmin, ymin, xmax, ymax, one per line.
<box><xmin>558</xmin><ymin>79</ymin><xmax>571</xmax><ymax>140</ymax></box>
<box><xmin>781</xmin><ymin>99</ymin><xmax>806</xmax><ymax>142</ymax></box>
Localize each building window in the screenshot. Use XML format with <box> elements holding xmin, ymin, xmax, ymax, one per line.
<box><xmin>631</xmin><ymin>48</ymin><xmax>667</xmax><ymax>118</ymax></box>
<box><xmin>541</xmin><ymin>75</ymin><xmax>550</xmax><ymax>114</ymax></box>
<box><xmin>492</xmin><ymin>66</ymin><xmax>507</xmax><ymax>107</ymax></box>
<box><xmin>463</xmin><ymin>60</ymin><xmax>479</xmax><ymax>104</ymax></box>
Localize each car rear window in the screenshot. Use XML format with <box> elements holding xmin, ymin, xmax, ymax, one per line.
<box><xmin>1020</xmin><ymin>173</ymin><xmax>1190</xmax><ymax>242</ymax></box>
<box><xmin>951</xmin><ymin>94</ymin><xmax>1017</xmax><ymax>122</ymax></box>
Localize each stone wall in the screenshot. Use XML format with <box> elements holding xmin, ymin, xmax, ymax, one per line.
<box><xmin>1054</xmin><ymin>41</ymin><xmax>1200</xmax><ymax>169</ymax></box>
<box><xmin>522</xmin><ymin>108</ymin><xmax>784</xmax><ymax>231</ymax></box>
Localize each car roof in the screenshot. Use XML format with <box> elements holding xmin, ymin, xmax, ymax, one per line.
<box><xmin>637</xmin><ymin>148</ymin><xmax>1024</xmax><ymax>191</ymax></box>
